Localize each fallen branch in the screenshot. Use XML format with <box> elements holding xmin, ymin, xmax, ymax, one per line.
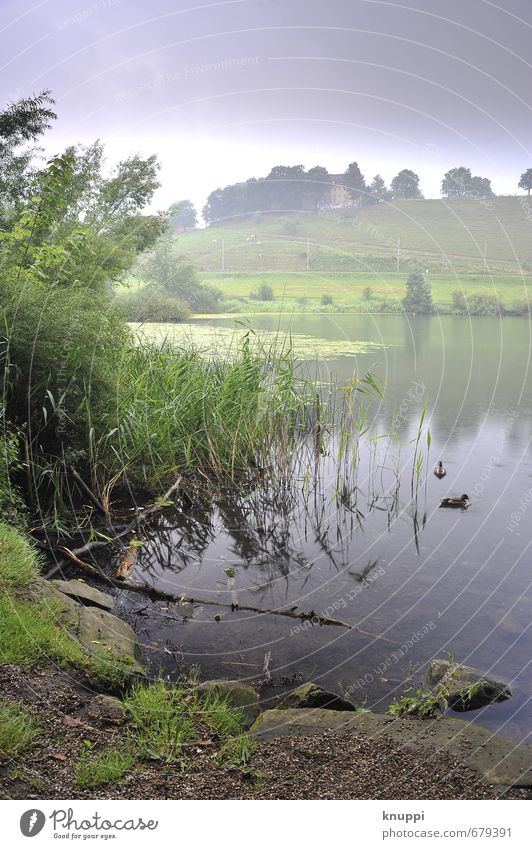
<box><xmin>50</xmin><ymin>552</ymin><xmax>396</xmax><ymax>645</ymax></box>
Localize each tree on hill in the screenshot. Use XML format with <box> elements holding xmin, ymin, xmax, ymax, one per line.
<box><xmin>467</xmin><ymin>175</ymin><xmax>493</xmax><ymax>197</ymax></box>
<box><xmin>369</xmin><ymin>174</ymin><xmax>389</xmax><ymax>202</ymax></box>
<box><xmin>391</xmin><ymin>169</ymin><xmax>423</xmax><ymax>199</ymax></box>
<box><xmin>168</xmin><ymin>199</ymin><xmax>197</xmax><ymax>231</ymax></box>
<box><xmin>343</xmin><ymin>161</ymin><xmax>367</xmax><ymax>203</ymax></box>
<box><xmin>304</xmin><ymin>165</ymin><xmax>330</xmax><ymax>208</ymax></box>
<box><xmin>441</xmin><ymin>167</ymin><xmax>493</xmax><ymax>198</ymax></box>
<box><xmin>403</xmin><ymin>270</ymin><xmax>433</xmax><ymax>314</ymax></box>
<box><xmin>518</xmin><ymin>168</ymin><xmax>532</xmax><ymax>195</ymax></box>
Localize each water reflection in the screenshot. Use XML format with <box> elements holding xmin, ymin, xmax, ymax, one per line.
<box><xmin>125</xmin><ymin>314</ymin><xmax>532</xmax><ymax>741</ymax></box>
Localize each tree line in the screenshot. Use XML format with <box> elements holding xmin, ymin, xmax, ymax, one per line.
<box><xmin>196</xmin><ymin>163</ymin><xmax>532</xmax><ymax>225</ymax></box>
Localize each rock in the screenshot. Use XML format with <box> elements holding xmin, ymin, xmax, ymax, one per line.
<box><xmin>250</xmin><ymin>709</ymin><xmax>532</xmax><ymax>788</ymax></box>
<box><xmin>76</xmin><ymin>607</ymin><xmax>144</xmax><ymax>680</ymax></box>
<box><xmin>424</xmin><ymin>659</ymin><xmax>512</xmax><ymax>711</ymax></box>
<box><xmin>85</xmin><ymin>694</ymin><xmax>126</xmax><ymax>724</ymax></box>
<box><xmin>196</xmin><ymin>680</ymin><xmax>259</xmax><ymax>729</ymax></box>
<box><xmin>278</xmin><ymin>683</ymin><xmax>356</xmax><ymax>711</ymax></box>
<box><xmin>50</xmin><ymin>579</ymin><xmax>114</xmax><ymax>611</ymax></box>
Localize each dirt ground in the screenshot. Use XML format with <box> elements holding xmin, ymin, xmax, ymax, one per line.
<box><xmin>0</xmin><ymin>664</ymin><xmax>529</xmax><ymax>801</ymax></box>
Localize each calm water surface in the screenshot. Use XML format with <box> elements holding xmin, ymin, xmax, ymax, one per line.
<box><xmin>121</xmin><ymin>314</ymin><xmax>532</xmax><ymax>741</ymax></box>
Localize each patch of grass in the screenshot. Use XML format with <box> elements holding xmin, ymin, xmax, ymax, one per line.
<box><xmin>0</xmin><ymin>522</ymin><xmax>129</xmax><ymax>688</ymax></box>
<box><xmin>8</xmin><ymin>768</ymin><xmax>45</xmax><ymax>791</ymax></box>
<box><xmin>0</xmin><ymin>701</ymin><xmax>39</xmax><ymax>757</ymax></box>
<box><xmin>0</xmin><ymin>522</ymin><xmax>41</xmax><ymax>590</ymax></box>
<box><xmin>76</xmin><ymin>742</ymin><xmax>134</xmax><ymax>789</ymax></box>
<box><xmin>124</xmin><ymin>679</ymin><xmax>245</xmax><ymax>764</ymax></box>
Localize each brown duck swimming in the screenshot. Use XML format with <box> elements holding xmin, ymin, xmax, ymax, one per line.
<box><xmin>440</xmin><ymin>494</ymin><xmax>470</xmax><ymax>509</ymax></box>
<box><xmin>434</xmin><ymin>460</ymin><xmax>446</xmax><ymax>478</ymax></box>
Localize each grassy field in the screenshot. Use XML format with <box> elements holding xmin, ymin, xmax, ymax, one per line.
<box><xmin>195</xmin><ymin>271</ymin><xmax>530</xmax><ymax>311</ymax></box>
<box><xmin>175</xmin><ymin>198</ymin><xmax>532</xmax><ymax>276</ymax></box>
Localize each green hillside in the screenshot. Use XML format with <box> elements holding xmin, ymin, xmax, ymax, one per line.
<box><xmin>175</xmin><ymin>198</ymin><xmax>532</xmax><ymax>276</ymax></box>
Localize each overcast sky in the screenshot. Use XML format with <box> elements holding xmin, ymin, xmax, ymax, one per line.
<box><xmin>2</xmin><ymin>0</ymin><xmax>531</xmax><ymax>217</ymax></box>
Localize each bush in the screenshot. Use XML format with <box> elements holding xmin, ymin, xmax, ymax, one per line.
<box><xmin>453</xmin><ymin>289</ymin><xmax>504</xmax><ymax>316</ymax></box>
<box><xmin>362</xmin><ymin>287</ymin><xmax>373</xmax><ymax>300</ymax></box>
<box><xmin>116</xmin><ymin>287</ymin><xmax>190</xmax><ymax>322</ymax></box>
<box><xmin>250</xmin><ymin>283</ymin><xmax>274</xmax><ymax>301</ymax></box>
<box><xmin>508</xmin><ymin>299</ymin><xmax>531</xmax><ymax>316</ymax></box>
<box><xmin>321</xmin><ymin>294</ymin><xmax>333</xmax><ymax>306</ymax></box>
<box><xmin>467</xmin><ymin>292</ymin><xmax>504</xmax><ymax>315</ymax></box>
<box><xmin>451</xmin><ymin>289</ymin><xmax>467</xmax><ymax>312</ymax></box>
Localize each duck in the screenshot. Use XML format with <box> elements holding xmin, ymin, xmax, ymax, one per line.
<box><xmin>434</xmin><ymin>460</ymin><xmax>446</xmax><ymax>478</ymax></box>
<box><xmin>440</xmin><ymin>494</ymin><xmax>470</xmax><ymax>509</ymax></box>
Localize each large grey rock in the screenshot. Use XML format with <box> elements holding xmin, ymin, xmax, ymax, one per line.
<box><xmin>278</xmin><ymin>683</ymin><xmax>356</xmax><ymax>712</ymax></box>
<box><xmin>50</xmin><ymin>579</ymin><xmax>114</xmax><ymax>611</ymax></box>
<box><xmin>197</xmin><ymin>680</ymin><xmax>259</xmax><ymax>729</ymax></box>
<box><xmin>77</xmin><ymin>606</ymin><xmax>144</xmax><ymax>679</ymax></box>
<box><xmin>425</xmin><ymin>659</ymin><xmax>512</xmax><ymax>712</ymax></box>
<box><xmin>251</xmin><ymin>709</ymin><xmax>532</xmax><ymax>789</ymax></box>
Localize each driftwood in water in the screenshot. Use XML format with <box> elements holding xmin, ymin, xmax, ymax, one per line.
<box><xmin>53</xmin><ymin>549</ymin><xmax>396</xmax><ymax>645</ymax></box>
<box><xmin>115</xmin><ymin>538</ymin><xmax>139</xmax><ymax>579</ymax></box>
<box><xmin>46</xmin><ymin>477</ymin><xmax>182</xmax><ymax>579</ymax></box>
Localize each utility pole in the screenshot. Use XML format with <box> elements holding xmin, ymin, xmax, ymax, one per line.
<box><xmin>440</xmin><ymin>254</ymin><xmax>445</xmax><ymax>273</ymax></box>
<box><xmin>483</xmin><ymin>239</ymin><xmax>488</xmax><ymax>274</ymax></box>
<box><xmin>306</xmin><ymin>236</ymin><xmax>310</xmax><ymax>271</ymax></box>
<box><xmin>396</xmin><ymin>237</ymin><xmax>401</xmax><ymax>273</ymax></box>
<box><xmin>221</xmin><ymin>238</ymin><xmax>225</xmax><ymax>273</ymax></box>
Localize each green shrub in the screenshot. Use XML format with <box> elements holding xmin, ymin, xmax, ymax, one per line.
<box><xmin>457</xmin><ymin>290</ymin><xmax>504</xmax><ymax>316</ymax></box>
<box><xmin>451</xmin><ymin>289</ymin><xmax>467</xmax><ymax>312</ymax></box>
<box><xmin>116</xmin><ymin>287</ymin><xmax>190</xmax><ymax>322</ymax></box>
<box><xmin>321</xmin><ymin>294</ymin><xmax>334</xmax><ymax>306</ymax></box>
<box><xmin>362</xmin><ymin>286</ymin><xmax>373</xmax><ymax>300</ymax></box>
<box><xmin>250</xmin><ymin>283</ymin><xmax>274</xmax><ymax>301</ymax></box>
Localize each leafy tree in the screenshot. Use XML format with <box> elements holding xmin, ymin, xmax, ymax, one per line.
<box><xmin>343</xmin><ymin>161</ymin><xmax>367</xmax><ymax>202</ymax></box>
<box><xmin>0</xmin><ymin>90</ymin><xmax>56</xmax><ymax>226</ymax></box>
<box><xmin>38</xmin><ymin>141</ymin><xmax>162</xmax><ymax>288</ymax></box>
<box><xmin>403</xmin><ymin>270</ymin><xmax>433</xmax><ymax>313</ymax></box>
<box><xmin>518</xmin><ymin>168</ymin><xmax>532</xmax><ymax>196</ymax></box>
<box><xmin>441</xmin><ymin>167</ymin><xmax>493</xmax><ymax>198</ymax></box>
<box><xmin>467</xmin><ymin>175</ymin><xmax>493</xmax><ymax>197</ymax></box>
<box><xmin>168</xmin><ymin>199</ymin><xmax>197</xmax><ymax>231</ymax></box>
<box><xmin>441</xmin><ymin>167</ymin><xmax>472</xmax><ymax>197</ymax></box>
<box><xmin>391</xmin><ymin>169</ymin><xmax>423</xmax><ymax>199</ymax></box>
<box><xmin>137</xmin><ymin>237</ymin><xmax>222</xmax><ymax>312</ymax></box>
<box><xmin>369</xmin><ymin>174</ymin><xmax>388</xmax><ymax>201</ymax></box>
<box><xmin>303</xmin><ymin>165</ymin><xmax>329</xmax><ymax>208</ymax></box>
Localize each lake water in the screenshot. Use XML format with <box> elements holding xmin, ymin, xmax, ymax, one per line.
<box><xmin>122</xmin><ymin>314</ymin><xmax>532</xmax><ymax>741</ymax></box>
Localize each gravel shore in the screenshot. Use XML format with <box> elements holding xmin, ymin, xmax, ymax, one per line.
<box><xmin>0</xmin><ymin>665</ymin><xmax>529</xmax><ymax>801</ymax></box>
